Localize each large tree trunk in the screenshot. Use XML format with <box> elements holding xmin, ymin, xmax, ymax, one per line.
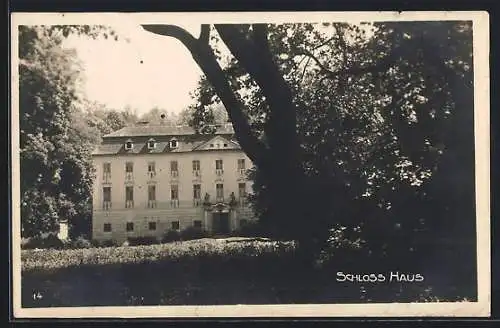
<box><xmin>142</xmin><ymin>24</ymin><xmax>317</xmax><ymax>263</ymax></box>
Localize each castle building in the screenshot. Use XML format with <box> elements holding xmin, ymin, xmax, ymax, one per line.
<box><xmin>91</xmin><ymin>121</ymin><xmax>254</xmax><ymax>242</ymax></box>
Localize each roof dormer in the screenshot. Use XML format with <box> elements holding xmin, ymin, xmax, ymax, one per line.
<box><xmin>169</xmin><ymin>138</ymin><xmax>178</xmax><ymax>149</ymax></box>
<box><xmin>147</xmin><ymin>138</ymin><xmax>156</xmax><ymax>150</ymax></box>
<box><xmin>124</xmin><ymin>138</ymin><xmax>134</xmax><ymax>151</ymax></box>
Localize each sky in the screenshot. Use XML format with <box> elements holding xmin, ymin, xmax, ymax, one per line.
<box><xmin>63</xmin><ymin>23</ymin><xmax>206</xmax><ymax>116</ymax></box>
<box><xmin>60</xmin><ymin>21</ymin><xmax>371</xmax><ymax>117</ymax></box>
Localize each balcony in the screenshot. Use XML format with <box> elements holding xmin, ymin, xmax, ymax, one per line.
<box><xmin>125</xmin><ymin>172</ymin><xmax>134</xmax><ymax>183</ymax></box>
<box><xmin>147</xmin><ymin>171</ymin><xmax>156</xmax><ymax>179</ymax></box>
<box><xmin>215</xmin><ymin>169</ymin><xmax>224</xmax><ymax>176</ymax></box>
<box><xmin>170</xmin><ymin>199</ymin><xmax>180</xmax><ymax>208</ymax></box>
<box><xmin>215</xmin><ymin>196</ymin><xmax>224</xmax><ymax>203</ymax></box>
<box><xmin>102</xmin><ymin>201</ymin><xmax>112</xmax><ymax>210</ymax></box>
<box><xmin>238</xmin><ymin>169</ymin><xmax>246</xmax><ymax>176</ymax></box>
<box><xmin>193</xmin><ymin>170</ymin><xmax>201</xmax><ymax>178</ymax></box>
<box><xmin>102</xmin><ymin>173</ymin><xmax>112</xmax><ymax>184</ymax></box>
<box><xmin>170</xmin><ymin>171</ymin><xmax>179</xmax><ymax>180</ymax></box>
<box><xmin>95</xmin><ymin>200</ymin><xmax>208</xmax><ymax>211</ymax></box>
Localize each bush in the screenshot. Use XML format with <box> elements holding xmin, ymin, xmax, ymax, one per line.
<box><xmin>21</xmin><ymin>238</ymin><xmax>297</xmax><ymax>271</ymax></box>
<box><xmin>91</xmin><ymin>239</ymin><xmax>121</xmax><ymax>248</ymax></box>
<box><xmin>66</xmin><ymin>237</ymin><xmax>93</xmax><ymax>249</ymax></box>
<box><xmin>127</xmin><ymin>236</ymin><xmax>159</xmax><ymax>246</ymax></box>
<box><xmin>180</xmin><ymin>226</ymin><xmax>207</xmax><ymax>241</ymax></box>
<box><xmin>238</xmin><ymin>220</ymin><xmax>263</xmax><ymax>237</ymax></box>
<box><xmin>162</xmin><ymin>230</ymin><xmax>181</xmax><ymax>243</ymax></box>
<box><xmin>21</xmin><ymin>234</ymin><xmax>65</xmax><ymax>250</ymax></box>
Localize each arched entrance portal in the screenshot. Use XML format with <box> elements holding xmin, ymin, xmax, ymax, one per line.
<box><xmin>209</xmin><ymin>202</ymin><xmax>232</xmax><ymax>234</ymax></box>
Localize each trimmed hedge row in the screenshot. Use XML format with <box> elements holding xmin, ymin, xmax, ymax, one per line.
<box><xmin>21</xmin><ymin>238</ymin><xmax>296</xmax><ymax>272</ymax></box>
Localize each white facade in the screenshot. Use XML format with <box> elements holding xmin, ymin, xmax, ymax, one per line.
<box><xmin>91</xmin><ymin>123</ymin><xmax>255</xmax><ymax>242</ymax></box>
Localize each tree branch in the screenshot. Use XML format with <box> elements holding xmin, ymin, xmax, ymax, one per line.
<box><xmin>297</xmin><ymin>47</ymin><xmax>397</xmax><ymax>80</ymax></box>
<box><xmin>141</xmin><ymin>24</ymin><xmax>267</xmax><ymax>165</ymax></box>
<box><xmin>215</xmin><ymin>24</ymin><xmax>300</xmax><ymax>166</ymax></box>
<box><xmin>142</xmin><ymin>25</ymin><xmax>198</xmax><ymax>48</ymax></box>
<box><xmin>199</xmin><ymin>24</ymin><xmax>210</xmax><ymax>44</ymax></box>
<box><xmin>252</xmin><ymin>24</ymin><xmax>270</xmax><ymax>53</ymax></box>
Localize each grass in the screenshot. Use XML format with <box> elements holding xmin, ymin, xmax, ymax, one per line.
<box><xmin>21</xmin><ymin>237</ymin><xmax>477</xmax><ymax>307</ymax></box>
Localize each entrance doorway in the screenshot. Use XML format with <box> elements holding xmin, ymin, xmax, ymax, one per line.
<box><xmin>212</xmin><ymin>212</ymin><xmax>230</xmax><ymax>234</ymax></box>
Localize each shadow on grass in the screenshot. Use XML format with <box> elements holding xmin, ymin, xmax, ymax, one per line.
<box><xmin>22</xmin><ymin>247</ymin><xmax>477</xmax><ymax>307</ymax></box>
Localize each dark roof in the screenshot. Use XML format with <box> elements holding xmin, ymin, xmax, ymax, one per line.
<box><xmin>92</xmin><ymin>124</ymin><xmax>240</xmax><ymax>156</ymax></box>
<box><xmin>103</xmin><ymin>123</ymin><xmax>234</xmax><ymax>138</ymax></box>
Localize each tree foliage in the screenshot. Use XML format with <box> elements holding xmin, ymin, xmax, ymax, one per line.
<box><xmin>143</xmin><ymin>21</ymin><xmax>475</xmax><ymax>272</ymax></box>
<box><xmin>19</xmin><ymin>25</ymin><xmax>113</xmax><ymax>238</ymax></box>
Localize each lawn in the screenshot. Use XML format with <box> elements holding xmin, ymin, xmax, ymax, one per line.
<box><xmin>21</xmin><ymin>237</ymin><xmax>476</xmax><ymax>307</ymax></box>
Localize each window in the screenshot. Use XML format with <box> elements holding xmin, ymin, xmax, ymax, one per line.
<box><xmin>192</xmin><ymin>160</ymin><xmax>200</xmax><ymax>171</ymax></box>
<box><xmin>237</xmin><ymin>159</ymin><xmax>246</xmax><ymax>170</ymax></box>
<box><xmin>223</xmin><ymin>143</ymin><xmax>228</xmax><ymax>148</ymax></box>
<box><xmin>126</xmin><ymin>186</ymin><xmax>134</xmax><ymax>201</ymax></box>
<box><xmin>170</xmin><ymin>139</ymin><xmax>178</xmax><ymax>149</ymax></box>
<box><xmin>210</xmin><ymin>144</ymin><xmax>214</xmax><ymax>148</ymax></box>
<box><xmin>171</xmin><ymin>185</ymin><xmax>179</xmax><ymax>200</ymax></box>
<box><xmin>125</xmin><ymin>186</ymin><xmax>134</xmax><ymax>208</ymax></box>
<box><xmin>125</xmin><ymin>162</ymin><xmax>134</xmax><ymax>173</ymax></box>
<box><xmin>238</xmin><ymin>183</ymin><xmax>246</xmax><ymax>198</ymax></box>
<box><xmin>125</xmin><ymin>140</ymin><xmax>133</xmax><ymax>150</ymax></box>
<box><xmin>126</xmin><ymin>222</ymin><xmax>134</xmax><ymax>232</ymax></box>
<box><xmin>193</xmin><ymin>220</ymin><xmax>202</xmax><ymax>229</ymax></box>
<box><xmin>216</xmin><ymin>160</ymin><xmax>223</xmax><ymax>170</ymax></box>
<box><xmin>103</xmin><ymin>163</ymin><xmax>111</xmax><ymax>173</ymax></box>
<box><xmin>148</xmin><ymin>185</ymin><xmax>156</xmax><ymax>201</ymax></box>
<box><xmin>103</xmin><ymin>187</ymin><xmax>111</xmax><ymax>202</ymax></box>
<box><xmin>171</xmin><ymin>161</ymin><xmax>178</xmax><ymax>177</ymax></box>
<box><xmin>148</xmin><ymin>162</ymin><xmax>155</xmax><ymax>173</ymax></box>
<box><xmin>103</xmin><ymin>187</ymin><xmax>112</xmax><ymax>210</ymax></box>
<box><xmin>148</xmin><ymin>222</ymin><xmax>157</xmax><ymax>231</ymax></box>
<box><xmin>103</xmin><ymin>223</ymin><xmax>112</xmax><ymax>232</ymax></box>
<box><xmin>147</xmin><ymin>138</ymin><xmax>156</xmax><ymax>150</ymax></box>
<box><xmin>171</xmin><ymin>221</ymin><xmax>180</xmax><ymax>230</ymax></box>
<box><xmin>193</xmin><ymin>184</ymin><xmax>201</xmax><ymax>199</ymax></box>
<box><xmin>216</xmin><ymin>183</ymin><xmax>224</xmax><ymax>200</ymax></box>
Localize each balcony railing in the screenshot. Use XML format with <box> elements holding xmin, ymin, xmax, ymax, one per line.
<box><xmin>125</xmin><ymin>172</ymin><xmax>134</xmax><ymax>182</ymax></box>
<box><xmin>170</xmin><ymin>199</ymin><xmax>180</xmax><ymax>208</ymax></box>
<box><xmin>216</xmin><ymin>196</ymin><xmax>224</xmax><ymax>203</ymax></box>
<box><xmin>238</xmin><ymin>169</ymin><xmax>246</xmax><ymax>176</ymax></box>
<box><xmin>193</xmin><ymin>170</ymin><xmax>201</xmax><ymax>178</ymax></box>
<box><xmin>103</xmin><ymin>173</ymin><xmax>112</xmax><ymax>183</ymax></box>
<box><xmin>102</xmin><ymin>201</ymin><xmax>112</xmax><ymax>210</ymax></box>
<box><xmin>147</xmin><ymin>171</ymin><xmax>156</xmax><ymax>179</ymax></box>
<box><xmin>215</xmin><ymin>169</ymin><xmax>224</xmax><ymax>176</ymax></box>
<box><xmin>147</xmin><ymin>200</ymin><xmax>157</xmax><ymax>208</ymax></box>
<box><xmin>95</xmin><ymin>200</ymin><xmax>245</xmax><ymax>211</ymax></box>
<box><xmin>171</xmin><ymin>171</ymin><xmax>179</xmax><ymax>178</ymax></box>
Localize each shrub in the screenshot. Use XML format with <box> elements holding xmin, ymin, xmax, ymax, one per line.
<box><xmin>238</xmin><ymin>220</ymin><xmax>263</xmax><ymax>237</ymax></box>
<box><xmin>127</xmin><ymin>236</ymin><xmax>159</xmax><ymax>246</ymax></box>
<box><xmin>180</xmin><ymin>226</ymin><xmax>207</xmax><ymax>241</ymax></box>
<box><xmin>91</xmin><ymin>239</ymin><xmax>121</xmax><ymax>248</ymax></box>
<box><xmin>162</xmin><ymin>230</ymin><xmax>181</xmax><ymax>243</ymax></box>
<box><xmin>21</xmin><ymin>234</ymin><xmax>65</xmax><ymax>250</ymax></box>
<box><xmin>21</xmin><ymin>238</ymin><xmax>297</xmax><ymax>272</ymax></box>
<box><xmin>66</xmin><ymin>237</ymin><xmax>93</xmax><ymax>249</ymax></box>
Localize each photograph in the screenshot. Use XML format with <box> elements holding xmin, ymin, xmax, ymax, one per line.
<box><xmin>10</xmin><ymin>11</ymin><xmax>490</xmax><ymax>318</ymax></box>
